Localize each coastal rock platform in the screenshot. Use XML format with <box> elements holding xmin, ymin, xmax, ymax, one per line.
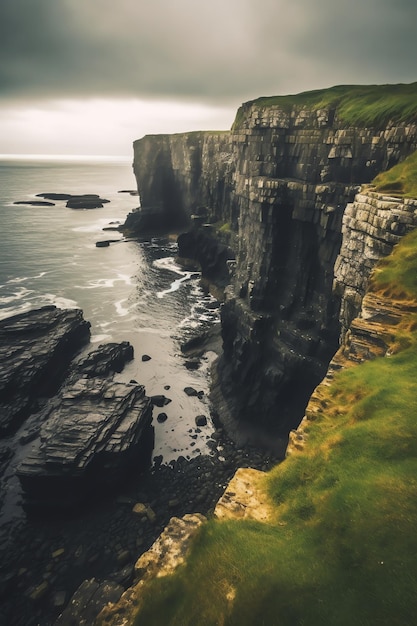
<box><xmin>0</xmin><ymin>306</ymin><xmax>91</xmax><ymax>436</ymax></box>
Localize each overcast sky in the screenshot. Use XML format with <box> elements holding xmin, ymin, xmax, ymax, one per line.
<box><xmin>1</xmin><ymin>0</ymin><xmax>416</xmax><ymax>156</ymax></box>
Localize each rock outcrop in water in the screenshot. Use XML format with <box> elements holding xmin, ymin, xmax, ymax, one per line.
<box><xmin>0</xmin><ymin>306</ymin><xmax>91</xmax><ymax>436</ymax></box>
<box><xmin>129</xmin><ymin>86</ymin><xmax>417</xmax><ymax>439</ymax></box>
<box><xmin>0</xmin><ymin>307</ymin><xmax>154</xmax><ymax>510</ymax></box>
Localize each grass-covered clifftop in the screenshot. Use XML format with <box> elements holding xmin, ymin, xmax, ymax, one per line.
<box><xmin>132</xmin><ymin>227</ymin><xmax>417</xmax><ymax>625</ymax></box>
<box><xmin>372</xmin><ymin>149</ymin><xmax>417</xmax><ymax>197</ymax></box>
<box><xmin>233</xmin><ymin>82</ymin><xmax>417</xmax><ymax>129</ymax></box>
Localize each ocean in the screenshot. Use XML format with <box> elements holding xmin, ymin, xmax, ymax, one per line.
<box><xmin>0</xmin><ymin>155</ymin><xmax>219</xmax><ymax>464</ymax></box>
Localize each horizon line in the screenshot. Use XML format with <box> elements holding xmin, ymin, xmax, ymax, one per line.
<box><xmin>0</xmin><ymin>153</ymin><xmax>132</xmax><ymax>162</ymax></box>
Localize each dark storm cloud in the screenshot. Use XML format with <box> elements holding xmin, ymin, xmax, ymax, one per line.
<box><xmin>1</xmin><ymin>0</ymin><xmax>416</xmax><ymax>104</ymax></box>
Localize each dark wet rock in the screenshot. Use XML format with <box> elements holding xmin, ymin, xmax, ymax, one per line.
<box><xmin>184</xmin><ymin>359</ymin><xmax>200</xmax><ymax>370</ymax></box>
<box><xmin>108</xmin><ymin>564</ymin><xmax>135</xmax><ymax>588</ymax></box>
<box><xmin>141</xmin><ymin>354</ymin><xmax>151</xmax><ymax>362</ymax></box>
<box><xmin>37</xmin><ymin>193</ymin><xmax>72</xmax><ymax>201</ymax></box>
<box><xmin>14</xmin><ymin>200</ymin><xmax>55</xmax><ymax>206</ymax></box>
<box><xmin>180</xmin><ymin>325</ymin><xmax>222</xmax><ymax>358</ymax></box>
<box><xmin>55</xmin><ymin>578</ymin><xmax>124</xmax><ymax>625</ymax></box>
<box><xmin>184</xmin><ymin>387</ymin><xmax>198</xmax><ymax>397</ymax></box>
<box><xmin>95</xmin><ymin>239</ymin><xmax>121</xmax><ymax>247</ymax></box>
<box><xmin>17</xmin><ymin>379</ymin><xmax>153</xmax><ymax>511</ymax></box>
<box><xmin>66</xmin><ymin>195</ymin><xmax>109</xmax><ymax>209</ymax></box>
<box><xmin>73</xmin><ymin>341</ymin><xmax>134</xmax><ymax>378</ymax></box>
<box><xmin>0</xmin><ymin>306</ymin><xmax>91</xmax><ymax>437</ymax></box>
<box><xmin>150</xmin><ymin>395</ymin><xmax>171</xmax><ymax>407</ymax></box>
<box><xmin>156</xmin><ymin>412</ymin><xmax>168</xmax><ymax>423</ymax></box>
<box><xmin>177</xmin><ymin>230</ymin><xmax>235</xmax><ymax>283</ymax></box>
<box><xmin>195</xmin><ymin>415</ymin><xmax>207</xmax><ymax>427</ymax></box>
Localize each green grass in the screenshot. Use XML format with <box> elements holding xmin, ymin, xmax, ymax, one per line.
<box><xmin>132</xmin><ymin>229</ymin><xmax>417</xmax><ymax>626</ymax></box>
<box><xmin>232</xmin><ymin>82</ymin><xmax>417</xmax><ymax>130</ymax></box>
<box><xmin>372</xmin><ymin>150</ymin><xmax>417</xmax><ymax>198</ymax></box>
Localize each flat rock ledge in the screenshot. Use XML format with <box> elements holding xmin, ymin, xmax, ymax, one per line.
<box><xmin>213</xmin><ymin>467</ymin><xmax>273</xmax><ymax>523</ymax></box>
<box><xmin>17</xmin><ymin>377</ymin><xmax>153</xmax><ymax>510</ymax></box>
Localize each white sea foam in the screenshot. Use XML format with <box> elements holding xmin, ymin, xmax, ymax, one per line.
<box><xmin>114</xmin><ymin>298</ymin><xmax>130</xmax><ymax>316</ymax></box>
<box><xmin>90</xmin><ymin>333</ymin><xmax>112</xmax><ymax>343</ymax></box>
<box><xmin>153</xmin><ymin>256</ymin><xmax>186</xmax><ymax>275</ymax></box>
<box><xmin>157</xmin><ymin>274</ymin><xmax>193</xmax><ymax>298</ymax></box>
<box><xmin>72</xmin><ymin>218</ymin><xmax>121</xmax><ymax>233</ymax></box>
<box><xmin>0</xmin><ymin>287</ymin><xmax>34</xmax><ymax>304</ymax></box>
<box><xmin>80</xmin><ymin>272</ymin><xmax>134</xmax><ymax>289</ymax></box>
<box><xmin>5</xmin><ymin>271</ymin><xmax>48</xmax><ymax>285</ymax></box>
<box><xmin>42</xmin><ymin>294</ymin><xmax>78</xmax><ymax>309</ymax></box>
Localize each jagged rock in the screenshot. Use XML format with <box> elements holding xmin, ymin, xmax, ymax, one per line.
<box><xmin>56</xmin><ymin>578</ymin><xmax>124</xmax><ymax>626</ymax></box>
<box><xmin>177</xmin><ymin>229</ymin><xmax>235</xmax><ymax>283</ymax></box>
<box><xmin>17</xmin><ymin>378</ymin><xmax>153</xmax><ymax>510</ymax></box>
<box><xmin>95</xmin><ymin>514</ymin><xmax>206</xmax><ymax>625</ymax></box>
<box><xmin>150</xmin><ymin>395</ymin><xmax>171</xmax><ymax>407</ymax></box>
<box><xmin>334</xmin><ymin>190</ymin><xmax>417</xmax><ymax>339</ymax></box>
<box><xmin>0</xmin><ymin>306</ymin><xmax>91</xmax><ymax>436</ymax></box>
<box><xmin>74</xmin><ymin>342</ymin><xmax>134</xmax><ymax>378</ymax></box>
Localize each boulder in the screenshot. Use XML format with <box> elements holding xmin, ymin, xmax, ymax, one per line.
<box><xmin>150</xmin><ymin>395</ymin><xmax>171</xmax><ymax>407</ymax></box>
<box><xmin>0</xmin><ymin>306</ymin><xmax>91</xmax><ymax>436</ymax></box>
<box><xmin>17</xmin><ymin>377</ymin><xmax>153</xmax><ymax>510</ymax></box>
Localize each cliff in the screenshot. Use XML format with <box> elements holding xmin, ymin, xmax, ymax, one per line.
<box><xmin>129</xmin><ymin>83</ymin><xmax>417</xmax><ymax>439</ymax></box>
<box><xmin>125</xmin><ymin>131</ymin><xmax>234</xmax><ymax>232</ymax></box>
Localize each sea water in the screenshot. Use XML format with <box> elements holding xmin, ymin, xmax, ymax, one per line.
<box><xmin>0</xmin><ymin>155</ymin><xmax>219</xmax><ymax>465</ymax></box>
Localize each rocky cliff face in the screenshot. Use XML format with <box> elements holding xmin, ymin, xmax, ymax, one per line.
<box><xmin>126</xmin><ymin>131</ymin><xmax>234</xmax><ymax>233</ymax></box>
<box><xmin>131</xmin><ymin>101</ymin><xmax>417</xmax><ymax>440</ymax></box>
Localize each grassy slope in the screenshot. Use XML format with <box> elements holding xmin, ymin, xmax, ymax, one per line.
<box><xmin>232</xmin><ymin>82</ymin><xmax>417</xmax><ymax>129</ymax></box>
<box><xmin>133</xmin><ymin>228</ymin><xmax>417</xmax><ymax>626</ymax></box>
<box><xmin>372</xmin><ymin>149</ymin><xmax>417</xmax><ymax>198</ymax></box>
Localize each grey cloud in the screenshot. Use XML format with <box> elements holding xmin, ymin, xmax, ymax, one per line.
<box><xmin>1</xmin><ymin>0</ymin><xmax>416</xmax><ymax>105</ymax></box>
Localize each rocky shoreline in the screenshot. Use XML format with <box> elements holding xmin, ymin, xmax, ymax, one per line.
<box><xmin>0</xmin><ymin>424</ymin><xmax>283</xmax><ymax>626</ymax></box>
<box><xmin>0</xmin><ymin>304</ymin><xmax>285</xmax><ymax>625</ymax></box>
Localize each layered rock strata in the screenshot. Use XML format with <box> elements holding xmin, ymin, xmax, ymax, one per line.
<box><xmin>17</xmin><ymin>346</ymin><xmax>153</xmax><ymax>510</ymax></box>
<box><xmin>287</xmin><ymin>284</ymin><xmax>417</xmax><ymax>456</ymax></box>
<box><xmin>124</xmin><ymin>131</ymin><xmax>234</xmax><ymax>234</ymax></box>
<box><xmin>0</xmin><ymin>306</ymin><xmax>91</xmax><ymax>436</ymax></box>
<box><xmin>334</xmin><ymin>189</ymin><xmax>417</xmax><ymax>338</ymax></box>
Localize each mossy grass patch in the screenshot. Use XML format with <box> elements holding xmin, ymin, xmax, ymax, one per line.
<box><xmin>372</xmin><ymin>149</ymin><xmax>417</xmax><ymax>198</ymax></box>
<box><xmin>233</xmin><ymin>82</ymin><xmax>417</xmax><ymax>130</ymax></box>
